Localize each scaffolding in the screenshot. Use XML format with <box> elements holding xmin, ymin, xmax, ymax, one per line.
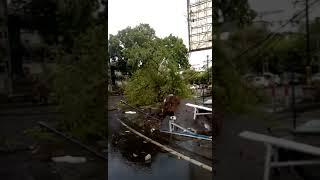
<box><xmin>187</xmin><ymin>0</ymin><xmax>212</xmax><ymax>52</ymax></box>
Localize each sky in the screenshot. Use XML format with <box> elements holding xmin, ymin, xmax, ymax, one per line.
<box><xmin>108</xmin><ymin>0</ymin><xmax>212</xmax><ymax>70</ymax></box>
<box><xmin>108</xmin><ymin>0</ymin><xmax>319</xmax><ymax>70</ymax></box>
<box><xmin>248</xmin><ymin>0</ymin><xmax>320</xmax><ymax>32</ymax></box>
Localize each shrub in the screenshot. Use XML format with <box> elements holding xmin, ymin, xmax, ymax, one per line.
<box><xmin>53</xmin><ymin>25</ymin><xmax>107</xmax><ymax>141</ymax></box>
<box><xmin>124</xmin><ymin>60</ymin><xmax>191</xmax><ymax>107</ymax></box>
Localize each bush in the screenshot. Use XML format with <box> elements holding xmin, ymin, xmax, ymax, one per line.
<box><xmin>122</xmin><ymin>33</ymin><xmax>191</xmax><ymax>107</ymax></box>
<box><xmin>215</xmin><ymin>42</ymin><xmax>262</xmax><ymax>114</ymax></box>
<box><xmin>53</xmin><ymin>25</ymin><xmax>107</xmax><ymax>141</ymax></box>
<box><xmin>124</xmin><ymin>60</ymin><xmax>191</xmax><ymax>106</ymax></box>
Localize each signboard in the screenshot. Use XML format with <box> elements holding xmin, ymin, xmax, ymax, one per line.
<box><xmin>187</xmin><ymin>0</ymin><xmax>212</xmax><ymax>52</ymax></box>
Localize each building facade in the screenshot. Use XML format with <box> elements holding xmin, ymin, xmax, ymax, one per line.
<box><xmin>0</xmin><ymin>0</ymin><xmax>11</xmax><ymax>94</ymax></box>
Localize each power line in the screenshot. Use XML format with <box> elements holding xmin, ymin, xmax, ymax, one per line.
<box><xmin>267</xmin><ymin>0</ymin><xmax>319</xmax><ymax>48</ymax></box>
<box><xmin>231</xmin><ymin>0</ymin><xmax>320</xmax><ymax>61</ymax></box>
<box><xmin>246</xmin><ymin>0</ymin><xmax>320</xmax><ymax>63</ymax></box>
<box><xmin>212</xmin><ymin>0</ymin><xmax>320</xmax><ymax>83</ymax></box>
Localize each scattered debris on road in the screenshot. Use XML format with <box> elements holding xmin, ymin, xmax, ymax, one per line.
<box><xmin>125</xmin><ymin>111</ymin><xmax>136</xmax><ymax>114</ymax></box>
<box><xmin>52</xmin><ymin>155</ymin><xmax>87</xmax><ymax>163</ymax></box>
<box><xmin>133</xmin><ymin>153</ymin><xmax>138</xmax><ymax>157</ymax></box>
<box><xmin>145</xmin><ymin>154</ymin><xmax>151</xmax><ymax>161</ymax></box>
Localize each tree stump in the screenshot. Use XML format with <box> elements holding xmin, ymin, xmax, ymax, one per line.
<box><xmin>161</xmin><ymin>94</ymin><xmax>180</xmax><ymax>117</ymax></box>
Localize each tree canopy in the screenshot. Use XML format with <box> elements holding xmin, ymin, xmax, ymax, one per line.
<box><xmin>227</xmin><ymin>26</ymin><xmax>270</xmax><ymax>73</ymax></box>
<box><xmin>214</xmin><ymin>0</ymin><xmax>266</xmax><ymax>113</ymax></box>
<box><xmin>53</xmin><ymin>25</ymin><xmax>107</xmax><ymax>141</ymax></box>
<box><xmin>10</xmin><ymin>0</ymin><xmax>105</xmax><ymax>46</ymax></box>
<box><xmin>215</xmin><ymin>0</ymin><xmax>256</xmax><ymax>27</ymax></box>
<box><xmin>108</xmin><ymin>24</ymin><xmax>189</xmax><ymax>76</ymax></box>
<box><xmin>108</xmin><ymin>24</ymin><xmax>191</xmax><ymax>106</ymax></box>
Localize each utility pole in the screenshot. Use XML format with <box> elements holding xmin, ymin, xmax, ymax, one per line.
<box><xmin>306</xmin><ymin>0</ymin><xmax>311</xmax><ymax>86</ymax></box>
<box><xmin>207</xmin><ymin>55</ymin><xmax>209</xmax><ymax>84</ymax></box>
<box><xmin>291</xmin><ymin>70</ymin><xmax>297</xmax><ymax>129</ymax></box>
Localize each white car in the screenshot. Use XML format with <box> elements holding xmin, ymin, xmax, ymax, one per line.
<box><xmin>189</xmin><ymin>85</ymin><xmax>196</xmax><ymax>90</ymax></box>
<box><xmin>190</xmin><ymin>84</ymin><xmax>200</xmax><ymax>90</ymax></box>
<box><xmin>263</xmin><ymin>72</ymin><xmax>280</xmax><ymax>85</ymax></box>
<box><xmin>242</xmin><ymin>74</ymin><xmax>256</xmax><ymax>85</ymax></box>
<box><xmin>252</xmin><ymin>76</ymin><xmax>269</xmax><ymax>88</ymax></box>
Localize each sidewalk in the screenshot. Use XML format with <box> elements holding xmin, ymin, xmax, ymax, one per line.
<box><xmin>0</xmin><ymin>103</ymin><xmax>105</xmax><ymax>180</ymax></box>
<box><xmin>214</xmin><ymin>106</ymin><xmax>320</xmax><ymax>180</ymax></box>
<box><xmin>215</xmin><ymin>114</ymin><xmax>301</xmax><ymax>180</ymax></box>
<box><xmin>261</xmin><ymin>100</ymin><xmax>320</xmax><ymax>114</ymax></box>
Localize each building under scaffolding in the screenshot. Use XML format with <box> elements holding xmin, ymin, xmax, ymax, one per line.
<box><xmin>187</xmin><ymin>0</ymin><xmax>212</xmax><ymax>52</ymax></box>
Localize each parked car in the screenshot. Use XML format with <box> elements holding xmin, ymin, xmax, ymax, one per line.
<box><xmin>242</xmin><ymin>73</ymin><xmax>256</xmax><ymax>84</ymax></box>
<box><xmin>281</xmin><ymin>72</ymin><xmax>303</xmax><ymax>85</ymax></box>
<box><xmin>263</xmin><ymin>72</ymin><xmax>280</xmax><ymax>85</ymax></box>
<box><xmin>189</xmin><ymin>85</ymin><xmax>196</xmax><ymax>90</ymax></box>
<box><xmin>252</xmin><ymin>76</ymin><xmax>269</xmax><ymax>88</ymax></box>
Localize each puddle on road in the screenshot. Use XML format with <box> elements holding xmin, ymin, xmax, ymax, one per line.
<box><xmin>110</xmin><ymin>128</ymin><xmax>163</xmax><ymax>164</ymax></box>
<box><xmin>108</xmin><ymin>139</ymin><xmax>213</xmax><ymax>180</ymax></box>
<box><xmin>108</xmin><ymin>107</ymin><xmax>213</xmax><ymax>180</ymax></box>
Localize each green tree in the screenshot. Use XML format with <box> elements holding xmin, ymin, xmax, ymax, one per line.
<box><xmin>53</xmin><ymin>25</ymin><xmax>107</xmax><ymax>141</ymax></box>
<box><xmin>214</xmin><ymin>1</ymin><xmax>264</xmax><ymax>113</ymax></box>
<box><xmin>215</xmin><ymin>42</ymin><xmax>261</xmax><ymax>113</ymax></box>
<box><xmin>182</xmin><ymin>69</ymin><xmax>201</xmax><ymax>84</ymax></box>
<box><xmin>7</xmin><ymin>0</ymin><xmax>105</xmax><ymax>76</ymax></box>
<box><xmin>109</xmin><ymin>24</ymin><xmax>156</xmax><ymax>75</ymax></box>
<box><xmin>299</xmin><ymin>18</ymin><xmax>320</xmax><ymax>72</ymax></box>
<box><xmin>161</xmin><ymin>34</ymin><xmax>190</xmax><ymax>69</ymax></box>
<box><xmin>215</xmin><ymin>0</ymin><xmax>256</xmax><ymax>27</ymax></box>
<box><xmin>227</xmin><ymin>26</ymin><xmax>270</xmax><ymax>73</ymax></box>
<box><xmin>268</xmin><ymin>34</ymin><xmax>304</xmax><ymax>73</ymax></box>
<box><xmin>55</xmin><ymin>0</ymin><xmax>103</xmax><ymax>47</ymax></box>
<box><xmin>109</xmin><ymin>24</ymin><xmax>190</xmax><ymax>76</ymax></box>
<box><xmin>10</xmin><ymin>0</ymin><xmax>103</xmax><ymax>46</ymax></box>
<box><xmin>124</xmin><ymin>34</ymin><xmax>191</xmax><ymax>106</ymax></box>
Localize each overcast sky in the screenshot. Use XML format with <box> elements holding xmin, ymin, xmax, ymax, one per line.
<box><xmin>108</xmin><ymin>0</ymin><xmax>212</xmax><ymax>70</ymax></box>
<box><xmin>108</xmin><ymin>0</ymin><xmax>319</xmax><ymax>69</ymax></box>
<box><xmin>249</xmin><ymin>0</ymin><xmax>320</xmax><ymax>32</ymax></box>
